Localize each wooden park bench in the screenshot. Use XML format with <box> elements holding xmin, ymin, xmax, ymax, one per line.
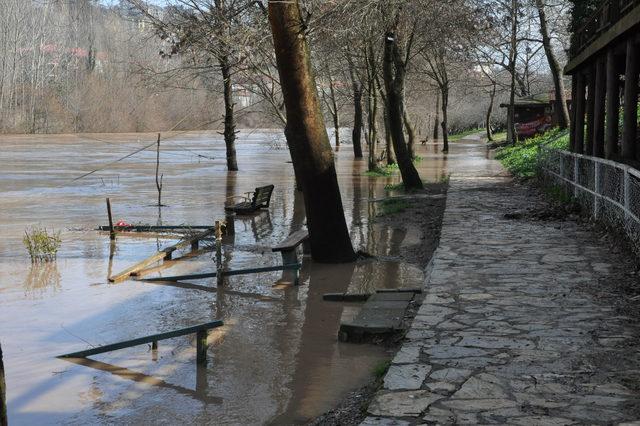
<box><xmin>272</xmin><ymin>229</ymin><xmax>310</xmax><ymax>265</ymax></box>
<box><xmin>225</xmin><ymin>185</ymin><xmax>275</xmax><ymax>215</ymax></box>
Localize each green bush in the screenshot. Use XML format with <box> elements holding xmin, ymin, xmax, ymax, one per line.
<box><xmin>23</xmin><ymin>227</ymin><xmax>62</xmax><ymax>263</ymax></box>
<box><xmin>495</xmin><ymin>128</ymin><xmax>569</xmax><ymax>178</ymax></box>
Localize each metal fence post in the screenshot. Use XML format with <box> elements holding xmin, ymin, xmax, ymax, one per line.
<box><xmin>624</xmin><ymin>167</ymin><xmax>631</xmax><ymax>221</ymax></box>
<box><xmin>594</xmin><ymin>161</ymin><xmax>601</xmax><ymax>219</ymax></box>
<box><xmin>574</xmin><ymin>155</ymin><xmax>579</xmax><ymax>197</ymax></box>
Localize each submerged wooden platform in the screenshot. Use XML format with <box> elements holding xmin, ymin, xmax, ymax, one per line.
<box><xmin>108</xmin><ymin>228</ymin><xmax>215</xmax><ymax>282</ymax></box>
<box><xmin>338</xmin><ymin>290</ymin><xmax>419</xmax><ymax>342</ymax></box>
<box><xmin>97</xmin><ymin>225</ymin><xmax>213</xmax><ymax>232</ymax></box>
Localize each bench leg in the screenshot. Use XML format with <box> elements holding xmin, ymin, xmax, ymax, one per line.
<box><xmin>191</xmin><ymin>240</ymin><xmax>199</xmax><ymax>250</ymax></box>
<box><xmin>196</xmin><ymin>330</ymin><xmax>208</xmax><ymax>365</ymax></box>
<box><xmin>302</xmin><ymin>240</ymin><xmax>311</xmax><ymax>256</ymax></box>
<box><xmin>281</xmin><ymin>250</ymin><xmax>298</xmax><ymax>266</ymax></box>
<box><xmin>225</xmin><ymin>213</ymin><xmax>235</xmax><ymax>236</ymax></box>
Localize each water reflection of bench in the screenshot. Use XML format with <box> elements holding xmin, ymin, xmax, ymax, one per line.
<box><xmin>225</xmin><ymin>185</ymin><xmax>275</xmax><ymax>215</ymax></box>
<box><xmin>58</xmin><ymin>320</ymin><xmax>223</xmax><ymax>365</ymax></box>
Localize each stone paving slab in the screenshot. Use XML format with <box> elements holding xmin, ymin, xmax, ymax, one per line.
<box><xmin>339</xmin><ymin>292</ymin><xmax>415</xmax><ymax>342</ymax></box>
<box><xmin>362</xmin><ymin>177</ymin><xmax>640</xmax><ymax>425</ymax></box>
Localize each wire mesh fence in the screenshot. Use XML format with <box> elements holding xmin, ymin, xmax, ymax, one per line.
<box><xmin>538</xmin><ymin>146</ymin><xmax>640</xmax><ymax>255</ymax></box>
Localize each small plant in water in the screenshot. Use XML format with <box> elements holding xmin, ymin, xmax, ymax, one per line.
<box><xmin>23</xmin><ymin>227</ymin><xmax>62</xmax><ymax>263</ymax></box>
<box><xmin>373</xmin><ymin>360</ymin><xmax>391</xmax><ymax>379</ymax></box>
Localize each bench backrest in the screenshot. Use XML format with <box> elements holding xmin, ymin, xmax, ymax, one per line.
<box><xmin>252</xmin><ymin>185</ymin><xmax>275</xmax><ymax>208</ymax></box>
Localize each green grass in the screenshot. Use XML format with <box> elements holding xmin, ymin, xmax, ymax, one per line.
<box><xmin>495</xmin><ymin>128</ymin><xmax>570</xmax><ymax>178</ymax></box>
<box><xmin>365</xmin><ymin>165</ymin><xmax>396</xmax><ymax>177</ymax></box>
<box><xmin>373</xmin><ymin>360</ymin><xmax>391</xmax><ymax>379</ymax></box>
<box><xmin>365</xmin><ymin>157</ymin><xmax>422</xmax><ymax>177</ymax></box>
<box><xmin>449</xmin><ymin>128</ymin><xmax>482</xmax><ymax>142</ymax></box>
<box><xmin>377</xmin><ymin>198</ymin><xmax>410</xmax><ymax>216</ymax></box>
<box><xmin>490</xmin><ymin>131</ymin><xmax>507</xmax><ymax>142</ymax></box>
<box><xmin>23</xmin><ymin>227</ymin><xmax>62</xmax><ymax>263</ymax></box>
<box><xmin>384</xmin><ymin>182</ymin><xmax>405</xmax><ymax>191</ymax></box>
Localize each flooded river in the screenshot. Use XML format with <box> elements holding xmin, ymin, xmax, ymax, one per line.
<box><xmin>0</xmin><ymin>130</ymin><xmax>490</xmax><ymax>425</ymax></box>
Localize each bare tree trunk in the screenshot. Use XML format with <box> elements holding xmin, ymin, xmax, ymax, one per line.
<box><xmin>382</xmin><ymin>32</ymin><xmax>423</xmax><ymax>190</ymax></box>
<box><xmin>347</xmin><ymin>56</ymin><xmax>363</xmax><ymax>158</ymax></box>
<box><xmin>486</xmin><ymin>82</ymin><xmax>496</xmax><ymax>141</ymax></box>
<box><xmin>403</xmin><ymin>107</ymin><xmax>416</xmax><ymax>158</ymax></box>
<box><xmin>328</xmin><ymin>73</ymin><xmax>340</xmax><ymax>147</ymax></box>
<box><xmin>508</xmin><ymin>0</ymin><xmax>519</xmax><ymax>144</ymax></box>
<box><xmin>220</xmin><ymin>55</ymin><xmax>238</xmax><ymax>171</ymax></box>
<box><xmin>352</xmin><ymin>85</ymin><xmax>364</xmax><ymax>158</ymax></box>
<box><xmin>268</xmin><ymin>0</ymin><xmax>356</xmax><ymax>262</ymax></box>
<box><xmin>365</xmin><ymin>43</ymin><xmax>379</xmax><ymax>171</ymax></box>
<box><xmin>155</xmin><ymin>133</ymin><xmax>163</xmax><ymax>206</ymax></box>
<box><xmin>383</xmin><ymin>105</ymin><xmax>396</xmax><ymax>165</ymax></box>
<box><xmin>433</xmin><ymin>95</ymin><xmax>440</xmax><ymax>140</ymax></box>
<box><xmin>1</xmin><ymin>343</ymin><xmax>6</xmax><ymax>426</ymax></box>
<box><xmin>441</xmin><ymin>87</ymin><xmax>450</xmax><ymax>153</ymax></box>
<box><xmin>367</xmin><ymin>78</ymin><xmax>379</xmax><ymax>171</ymax></box>
<box><xmin>535</xmin><ymin>0</ymin><xmax>570</xmax><ymax>128</ymax></box>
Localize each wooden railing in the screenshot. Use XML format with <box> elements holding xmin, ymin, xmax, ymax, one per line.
<box><xmin>571</xmin><ymin>0</ymin><xmax>640</xmax><ymax>58</ymax></box>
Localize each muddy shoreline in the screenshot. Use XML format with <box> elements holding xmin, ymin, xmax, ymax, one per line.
<box><xmin>308</xmin><ymin>182</ymin><xmax>449</xmax><ymax>426</ymax></box>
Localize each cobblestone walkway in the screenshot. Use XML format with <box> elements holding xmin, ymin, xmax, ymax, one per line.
<box><xmin>363</xmin><ymin>174</ymin><xmax>640</xmax><ymax>425</ymax></box>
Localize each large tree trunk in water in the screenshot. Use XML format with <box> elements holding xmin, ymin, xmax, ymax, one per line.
<box><xmin>1</xmin><ymin>343</ymin><xmax>6</xmax><ymax>426</ymax></box>
<box><xmin>486</xmin><ymin>82</ymin><xmax>496</xmax><ymax>141</ymax></box>
<box><xmin>382</xmin><ymin>32</ymin><xmax>423</xmax><ymax>190</ymax></box>
<box><xmin>383</xmin><ymin>105</ymin><xmax>396</xmax><ymax>165</ymax></box>
<box><xmin>352</xmin><ymin>87</ymin><xmax>364</xmax><ymax>158</ymax></box>
<box><xmin>535</xmin><ymin>0</ymin><xmax>570</xmax><ymax>128</ymax></box>
<box><xmin>367</xmin><ymin>80</ymin><xmax>379</xmax><ymax>171</ymax></box>
<box><xmin>220</xmin><ymin>56</ymin><xmax>238</xmax><ymax>171</ymax></box>
<box><xmin>268</xmin><ymin>0</ymin><xmax>356</xmax><ymax>262</ymax></box>
<box><xmin>441</xmin><ymin>87</ymin><xmax>450</xmax><ymax>153</ymax></box>
<box><xmin>403</xmin><ymin>108</ymin><xmax>416</xmax><ymax>159</ymax></box>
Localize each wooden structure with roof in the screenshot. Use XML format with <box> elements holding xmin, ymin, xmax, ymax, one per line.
<box><xmin>565</xmin><ymin>0</ymin><xmax>640</xmax><ymax>163</ymax></box>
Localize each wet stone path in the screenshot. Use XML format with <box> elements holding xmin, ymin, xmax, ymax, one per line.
<box><xmin>364</xmin><ymin>177</ymin><xmax>640</xmax><ymax>425</ymax></box>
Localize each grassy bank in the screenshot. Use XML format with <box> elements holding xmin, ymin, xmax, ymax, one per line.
<box><xmin>449</xmin><ymin>128</ymin><xmax>482</xmax><ymax>142</ymax></box>
<box><xmin>495</xmin><ymin>128</ymin><xmax>570</xmax><ymax>178</ymax></box>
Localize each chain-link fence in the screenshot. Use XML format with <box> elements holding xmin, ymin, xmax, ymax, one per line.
<box><xmin>538</xmin><ymin>146</ymin><xmax>640</xmax><ymax>255</ymax></box>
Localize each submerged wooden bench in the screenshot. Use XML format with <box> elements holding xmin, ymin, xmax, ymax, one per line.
<box><xmin>58</xmin><ymin>320</ymin><xmax>223</xmax><ymax>365</ymax></box>
<box><xmin>108</xmin><ymin>228</ymin><xmax>215</xmax><ymax>282</ymax></box>
<box><xmin>225</xmin><ymin>185</ymin><xmax>275</xmax><ymax>215</ymax></box>
<box><xmin>272</xmin><ymin>229</ymin><xmax>310</xmax><ymax>265</ymax></box>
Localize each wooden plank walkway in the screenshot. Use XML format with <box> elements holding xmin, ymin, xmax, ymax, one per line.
<box><xmin>108</xmin><ymin>228</ymin><xmax>214</xmax><ymax>282</ymax></box>
<box><xmin>97</xmin><ymin>225</ymin><xmax>213</xmax><ymax>232</ymax></box>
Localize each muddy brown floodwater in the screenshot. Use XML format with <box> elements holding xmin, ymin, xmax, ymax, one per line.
<box><xmin>0</xmin><ymin>130</ymin><xmax>462</xmax><ymax>425</ymax></box>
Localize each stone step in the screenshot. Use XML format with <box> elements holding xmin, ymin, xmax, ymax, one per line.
<box><xmin>338</xmin><ymin>290</ymin><xmax>417</xmax><ymax>342</ymax></box>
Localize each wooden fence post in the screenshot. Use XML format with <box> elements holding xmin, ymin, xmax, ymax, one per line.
<box><xmin>106</xmin><ymin>198</ymin><xmax>115</xmax><ymax>240</ymax></box>
<box><xmin>196</xmin><ymin>330</ymin><xmax>208</xmax><ymax>365</ymax></box>
<box><xmin>1</xmin><ymin>343</ymin><xmax>7</xmax><ymax>426</ymax></box>
<box><xmin>215</xmin><ymin>221</ymin><xmax>224</xmax><ymax>286</ymax></box>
